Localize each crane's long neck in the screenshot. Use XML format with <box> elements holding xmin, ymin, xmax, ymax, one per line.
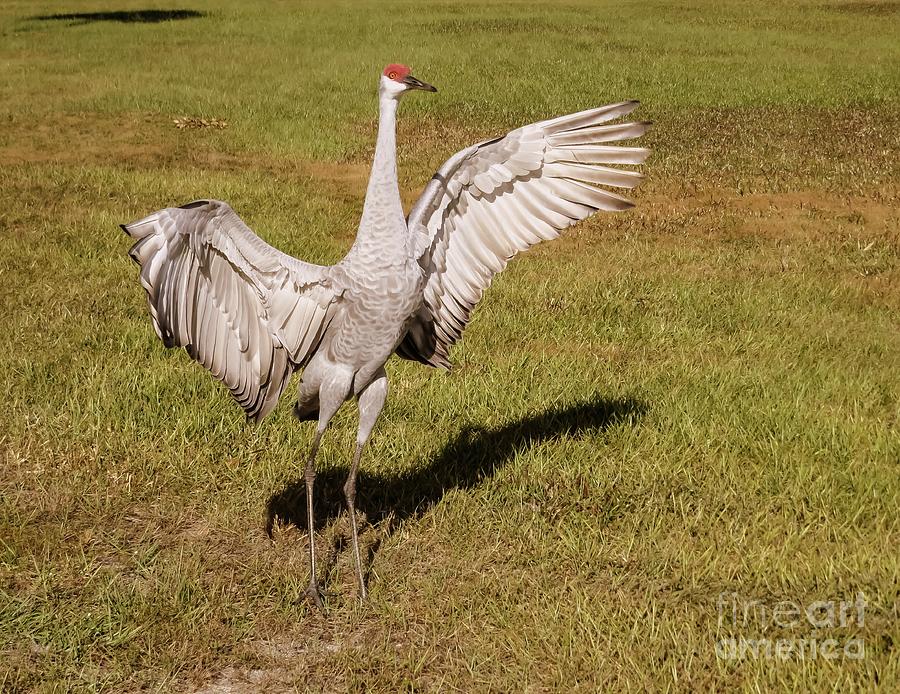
<box><xmin>350</xmin><ymin>93</ymin><xmax>407</xmax><ymax>265</ymax></box>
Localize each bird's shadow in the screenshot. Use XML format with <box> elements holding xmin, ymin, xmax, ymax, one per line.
<box><xmin>30</xmin><ymin>10</ymin><xmax>205</xmax><ymax>25</ymax></box>
<box><xmin>265</xmin><ymin>395</ymin><xmax>646</xmax><ymax>543</ymax></box>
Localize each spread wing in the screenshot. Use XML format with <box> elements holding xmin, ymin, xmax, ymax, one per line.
<box><xmin>123</xmin><ymin>199</ymin><xmax>342</xmax><ymax>420</ymax></box>
<box><xmin>397</xmin><ymin>101</ymin><xmax>650</xmax><ymax>368</ymax></box>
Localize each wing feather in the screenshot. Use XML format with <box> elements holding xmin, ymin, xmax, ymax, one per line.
<box><xmin>399</xmin><ymin>102</ymin><xmax>649</xmax><ymax>367</ymax></box>
<box><xmin>122</xmin><ymin>199</ymin><xmax>340</xmax><ymax>420</ymax></box>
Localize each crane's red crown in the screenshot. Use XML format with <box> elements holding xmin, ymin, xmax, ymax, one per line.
<box><xmin>383</xmin><ymin>63</ymin><xmax>411</xmax><ymax>82</ymax></box>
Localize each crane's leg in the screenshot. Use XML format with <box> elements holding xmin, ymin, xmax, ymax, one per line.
<box><xmin>298</xmin><ymin>367</ymin><xmax>353</xmax><ymax>611</ymax></box>
<box><xmin>301</xmin><ymin>430</ymin><xmax>325</xmax><ymax>610</ymax></box>
<box><xmin>346</xmin><ymin>369</ymin><xmax>388</xmax><ymax>601</ymax></box>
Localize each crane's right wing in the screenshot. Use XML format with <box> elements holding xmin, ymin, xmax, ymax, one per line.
<box><xmin>123</xmin><ymin>200</ymin><xmax>342</xmax><ymax>421</ymax></box>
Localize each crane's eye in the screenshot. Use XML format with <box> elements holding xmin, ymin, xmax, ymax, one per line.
<box><xmin>388</xmin><ymin>71</ymin><xmax>397</xmax><ymax>80</ymax></box>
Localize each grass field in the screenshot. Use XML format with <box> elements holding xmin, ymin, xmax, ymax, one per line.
<box><xmin>1</xmin><ymin>0</ymin><xmax>898</xmax><ymax>691</ymax></box>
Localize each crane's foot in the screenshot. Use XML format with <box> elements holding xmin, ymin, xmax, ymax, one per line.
<box><xmin>302</xmin><ymin>581</ymin><xmax>328</xmax><ymax>612</ymax></box>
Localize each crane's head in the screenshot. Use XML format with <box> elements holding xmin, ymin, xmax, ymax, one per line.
<box><xmin>381</xmin><ymin>63</ymin><xmax>437</xmax><ymax>98</ymax></box>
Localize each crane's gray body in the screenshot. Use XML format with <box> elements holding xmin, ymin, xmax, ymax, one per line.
<box><xmin>296</xmin><ymin>256</ymin><xmax>424</xmax><ymax>421</ymax></box>
<box><xmin>122</xmin><ymin>68</ymin><xmax>649</xmax><ymax>604</ymax></box>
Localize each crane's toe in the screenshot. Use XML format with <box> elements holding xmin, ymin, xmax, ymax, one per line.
<box><xmin>302</xmin><ymin>582</ymin><xmax>328</xmax><ymax>612</ymax></box>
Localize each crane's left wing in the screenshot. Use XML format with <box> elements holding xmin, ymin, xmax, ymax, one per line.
<box><xmin>397</xmin><ymin>101</ymin><xmax>650</xmax><ymax>368</ymax></box>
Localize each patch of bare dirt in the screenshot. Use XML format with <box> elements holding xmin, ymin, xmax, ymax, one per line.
<box><xmin>186</xmin><ymin>626</ymin><xmax>384</xmax><ymax>693</ymax></box>
<box><xmin>303</xmin><ymin>159</ymin><xmax>371</xmax><ymax>205</ymax></box>
<box><xmin>191</xmin><ymin>666</ymin><xmax>290</xmax><ymax>694</ymax></box>
<box><xmin>825</xmin><ymin>0</ymin><xmax>900</xmax><ymax>15</ymax></box>
<box><xmin>636</xmin><ymin>189</ymin><xmax>899</xmax><ymax>241</ymax></box>
<box><xmin>0</xmin><ymin>112</ymin><xmax>169</xmax><ymax>167</ymax></box>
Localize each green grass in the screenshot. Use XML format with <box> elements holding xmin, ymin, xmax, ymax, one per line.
<box><xmin>1</xmin><ymin>0</ymin><xmax>899</xmax><ymax>691</ymax></box>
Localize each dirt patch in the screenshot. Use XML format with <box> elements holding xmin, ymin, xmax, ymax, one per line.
<box><xmin>191</xmin><ymin>666</ymin><xmax>290</xmax><ymax>694</ymax></box>
<box><xmin>0</xmin><ymin>112</ymin><xmax>167</xmax><ymax>167</ymax></box>
<box><xmin>824</xmin><ymin>1</ymin><xmax>900</xmax><ymax>15</ymax></box>
<box><xmin>0</xmin><ymin>111</ymin><xmax>222</xmax><ymax>169</ymax></box>
<box><xmin>638</xmin><ymin>189</ymin><xmax>899</xmax><ymax>241</ymax></box>
<box><xmin>303</xmin><ymin>160</ymin><xmax>370</xmax><ymax>204</ymax></box>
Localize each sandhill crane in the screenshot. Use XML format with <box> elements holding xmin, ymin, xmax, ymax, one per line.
<box><xmin>122</xmin><ymin>64</ymin><xmax>649</xmax><ymax>607</ymax></box>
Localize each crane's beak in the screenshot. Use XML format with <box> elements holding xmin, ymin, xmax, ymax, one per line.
<box><xmin>402</xmin><ymin>74</ymin><xmax>437</xmax><ymax>92</ymax></box>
